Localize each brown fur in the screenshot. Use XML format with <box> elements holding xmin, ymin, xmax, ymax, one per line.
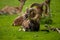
<box><xmin>0</xmin><ymin>10</ymin><xmax>5</xmax><ymax>15</ymax></box>
<box><xmin>0</xmin><ymin>0</ymin><xmax>26</xmax><ymax>15</ymax></box>
<box><xmin>12</xmin><ymin>8</ymin><xmax>29</xmax><ymax>26</ymax></box>
<box><xmin>30</xmin><ymin>3</ymin><xmax>43</xmax><ymax>16</ymax></box>
<box><xmin>22</xmin><ymin>8</ymin><xmax>40</xmax><ymax>31</ymax></box>
<box><xmin>1</xmin><ymin>6</ymin><xmax>20</xmax><ymax>15</ymax></box>
<box><xmin>12</xmin><ymin>13</ymin><xmax>28</xmax><ymax>26</ymax></box>
<box><xmin>12</xmin><ymin>8</ymin><xmax>40</xmax><ymax>31</ymax></box>
<box><xmin>30</xmin><ymin>0</ymin><xmax>51</xmax><ymax>17</ymax></box>
<box><xmin>22</xmin><ymin>19</ymin><xmax>30</xmax><ymax>31</ymax></box>
<box><xmin>18</xmin><ymin>0</ymin><xmax>26</xmax><ymax>12</ymax></box>
<box><xmin>12</xmin><ymin>16</ymin><xmax>24</xmax><ymax>26</ymax></box>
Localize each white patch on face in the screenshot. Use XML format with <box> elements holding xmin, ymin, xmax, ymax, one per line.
<box><xmin>22</xmin><ymin>28</ymin><xmax>26</xmax><ymax>32</ymax></box>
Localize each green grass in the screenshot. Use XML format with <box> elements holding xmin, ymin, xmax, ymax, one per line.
<box><xmin>0</xmin><ymin>0</ymin><xmax>60</xmax><ymax>40</ymax></box>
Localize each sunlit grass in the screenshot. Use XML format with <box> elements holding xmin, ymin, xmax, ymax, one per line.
<box><xmin>0</xmin><ymin>0</ymin><xmax>60</xmax><ymax>40</ymax></box>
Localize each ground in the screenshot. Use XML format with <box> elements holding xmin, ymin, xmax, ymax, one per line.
<box><xmin>0</xmin><ymin>0</ymin><xmax>60</xmax><ymax>40</ymax></box>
